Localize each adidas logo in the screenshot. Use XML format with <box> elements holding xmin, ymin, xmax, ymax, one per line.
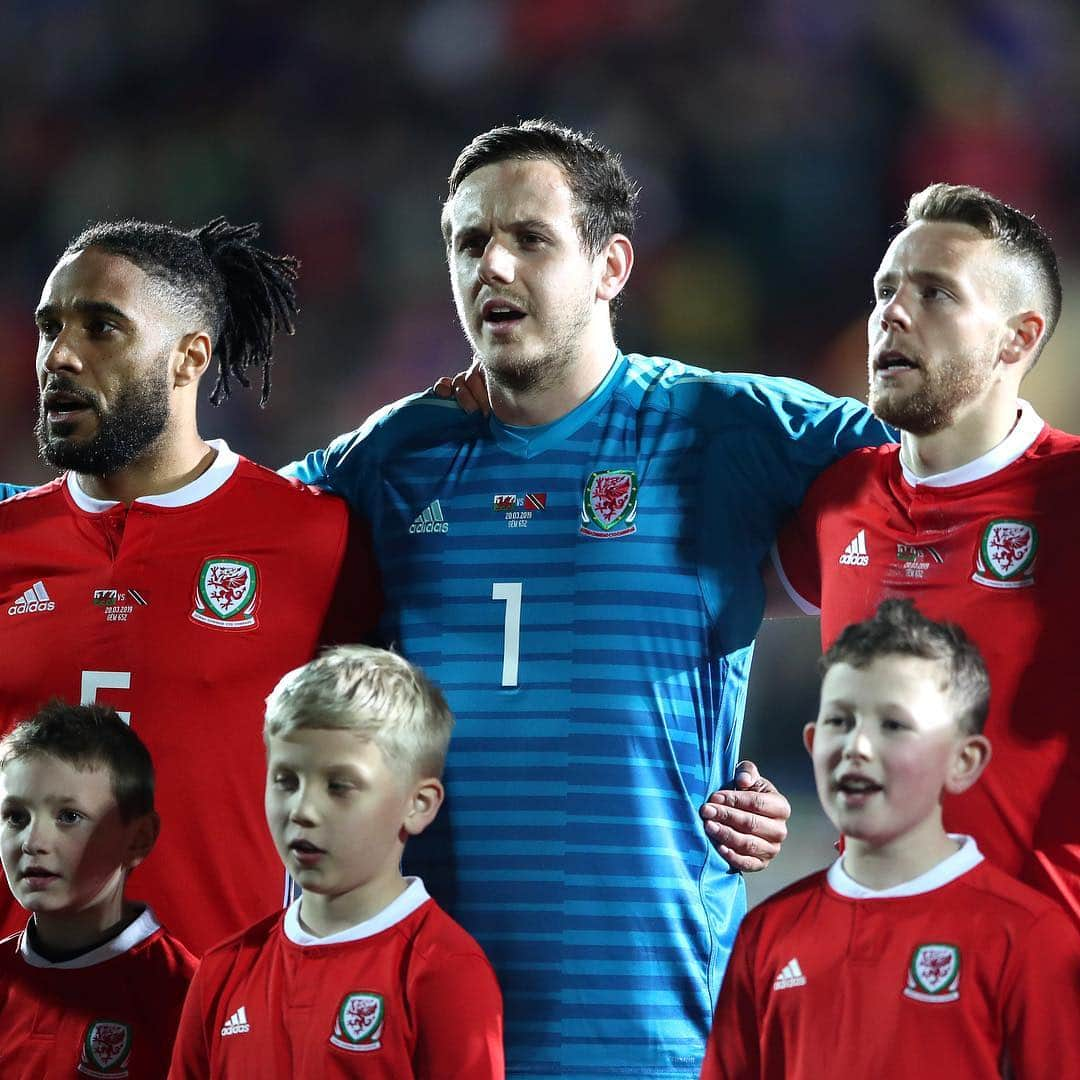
<box><xmin>220</xmin><ymin>1006</ymin><xmax>250</xmax><ymax>1037</ymax></box>
<box><xmin>838</xmin><ymin>530</ymin><xmax>869</xmax><ymax>567</ymax></box>
<box><xmin>773</xmin><ymin>958</ymin><xmax>807</xmax><ymax>991</ymax></box>
<box><xmin>409</xmin><ymin>499</ymin><xmax>449</xmax><ymax>534</ymax></box>
<box><xmin>7</xmin><ymin>581</ymin><xmax>55</xmax><ymax>616</ymax></box>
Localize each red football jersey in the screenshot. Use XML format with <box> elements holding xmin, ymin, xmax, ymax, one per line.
<box><xmin>775</xmin><ymin>405</ymin><xmax>1080</xmax><ymax>927</ymax></box>
<box><xmin>0</xmin><ymin>906</ymin><xmax>197</xmax><ymax>1079</ymax></box>
<box><xmin>700</xmin><ymin>838</ymin><xmax>1080</xmax><ymax>1079</ymax></box>
<box><xmin>168</xmin><ymin>878</ymin><xmax>504</xmax><ymax>1079</ymax></box>
<box><xmin>0</xmin><ymin>443</ymin><xmax>380</xmax><ymax>953</ymax></box>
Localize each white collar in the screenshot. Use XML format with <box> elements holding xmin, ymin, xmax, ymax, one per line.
<box><xmin>20</xmin><ymin>905</ymin><xmax>162</xmax><ymax>969</ymax></box>
<box><xmin>900</xmin><ymin>402</ymin><xmax>1043</xmax><ymax>488</ymax></box>
<box><xmin>828</xmin><ymin>835</ymin><xmax>983</xmax><ymax>899</ymax></box>
<box><xmin>284</xmin><ymin>877</ymin><xmax>430</xmax><ymax>947</ymax></box>
<box><xmin>66</xmin><ymin>439</ymin><xmax>239</xmax><ymax>512</ymax></box>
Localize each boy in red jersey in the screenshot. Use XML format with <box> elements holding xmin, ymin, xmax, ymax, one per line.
<box><xmin>169</xmin><ymin>645</ymin><xmax>504</xmax><ymax>1079</ymax></box>
<box><xmin>700</xmin><ymin>600</ymin><xmax>1080</xmax><ymax>1080</ymax></box>
<box><xmin>0</xmin><ymin>702</ymin><xmax>197</xmax><ymax>1079</ymax></box>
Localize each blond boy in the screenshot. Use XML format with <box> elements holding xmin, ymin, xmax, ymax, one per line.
<box><xmin>701</xmin><ymin>600</ymin><xmax>1080</xmax><ymax>1079</ymax></box>
<box><xmin>0</xmin><ymin>702</ymin><xmax>197</xmax><ymax>1078</ymax></box>
<box><xmin>169</xmin><ymin>645</ymin><xmax>504</xmax><ymax>1078</ymax></box>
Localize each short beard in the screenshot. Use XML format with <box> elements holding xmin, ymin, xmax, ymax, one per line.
<box><xmin>869</xmin><ymin>350</ymin><xmax>989</xmax><ymax>437</ymax></box>
<box><xmin>476</xmin><ymin>293</ymin><xmax>593</xmax><ymax>399</ymax></box>
<box><xmin>36</xmin><ymin>369</ymin><xmax>171</xmax><ymax>476</ymax></box>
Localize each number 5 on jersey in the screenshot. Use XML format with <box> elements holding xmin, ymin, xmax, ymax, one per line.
<box><xmin>492</xmin><ymin>582</ymin><xmax>522</xmax><ymax>687</ymax></box>
<box><xmin>81</xmin><ymin>670</ymin><xmax>133</xmax><ymax>723</ymax></box>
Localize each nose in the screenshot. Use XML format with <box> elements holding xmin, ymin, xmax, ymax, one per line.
<box><xmin>39</xmin><ymin>330</ymin><xmax>83</xmax><ymax>376</ymax></box>
<box><xmin>841</xmin><ymin>724</ymin><xmax>874</xmax><ymax>762</ymax></box>
<box><xmin>21</xmin><ymin>817</ymin><xmax>49</xmax><ymax>855</ymax></box>
<box><xmin>478</xmin><ymin>240</ymin><xmax>515</xmax><ymax>287</ymax></box>
<box><xmin>288</xmin><ymin>784</ymin><xmax>319</xmax><ymax>827</ymax></box>
<box><xmin>878</xmin><ymin>288</ymin><xmax>911</xmax><ymax>333</ymax></box>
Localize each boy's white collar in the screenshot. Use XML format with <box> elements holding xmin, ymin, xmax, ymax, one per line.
<box><xmin>828</xmin><ymin>835</ymin><xmax>983</xmax><ymax>899</ymax></box>
<box><xmin>284</xmin><ymin>877</ymin><xmax>431</xmax><ymax>947</ymax></box>
<box><xmin>19</xmin><ymin>905</ymin><xmax>161</xmax><ymax>969</ymax></box>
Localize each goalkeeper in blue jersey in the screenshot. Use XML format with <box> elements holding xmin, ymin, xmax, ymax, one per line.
<box><xmin>286</xmin><ymin>119</ymin><xmax>892</xmax><ymax>1080</ymax></box>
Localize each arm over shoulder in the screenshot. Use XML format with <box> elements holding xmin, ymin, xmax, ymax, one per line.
<box><xmin>279</xmin><ymin>390</ymin><xmax>471</xmax><ymax>516</ymax></box>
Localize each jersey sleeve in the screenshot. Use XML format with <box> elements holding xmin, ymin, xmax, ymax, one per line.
<box><xmin>167</xmin><ymin>964</ymin><xmax>212</xmax><ymax>1080</ymax></box>
<box><xmin>697</xmin><ymin>378</ymin><xmax>890</xmax><ymax>640</ymax></box>
<box><xmin>279</xmin><ymin>421</ymin><xmax>383</xmax><ymax>523</ymax></box>
<box><xmin>316</xmin><ymin>511</ymin><xmax>384</xmax><ymax>647</ymax></box>
<box><xmin>999</xmin><ymin>906</ymin><xmax>1080</xmax><ymax>1078</ymax></box>
<box><xmin>699</xmin><ymin>922</ymin><xmax>762</xmax><ymax>1080</ymax></box>
<box><xmin>771</xmin><ymin>486</ymin><xmax>826</xmax><ymax>614</ymax></box>
<box><xmin>732</xmin><ymin>377</ymin><xmax>892</xmax><ymax>503</ymax></box>
<box><xmin>0</xmin><ymin>484</ymin><xmax>30</xmax><ymax>501</ymax></box>
<box><xmin>281</xmin><ymin>444</ymin><xmax>334</xmax><ymax>489</ymax></box>
<box><xmin>410</xmin><ymin>952</ymin><xmax>505</xmax><ymax>1079</ymax></box>
<box><xmin>278</xmin><ymin>397</ymin><xmax>407</xmax><ymax>517</ymax></box>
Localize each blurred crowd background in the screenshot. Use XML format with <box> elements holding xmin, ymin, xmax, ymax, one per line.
<box><xmin>3</xmin><ymin>0</ymin><xmax>1078</xmax><ymax>899</ymax></box>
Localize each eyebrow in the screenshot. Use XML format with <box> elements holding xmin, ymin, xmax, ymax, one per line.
<box><xmin>0</xmin><ymin>793</ymin><xmax>84</xmax><ymax>807</ymax></box>
<box><xmin>34</xmin><ymin>298</ymin><xmax>132</xmax><ymax>323</ymax></box>
<box><xmin>874</xmin><ymin>268</ymin><xmax>963</xmax><ymax>291</ymax></box>
<box><xmin>451</xmin><ymin>218</ymin><xmax>553</xmax><ymax>241</ymax></box>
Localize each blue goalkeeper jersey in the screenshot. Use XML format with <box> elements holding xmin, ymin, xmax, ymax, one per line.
<box><xmin>284</xmin><ymin>352</ymin><xmax>891</xmax><ymax>1079</ymax></box>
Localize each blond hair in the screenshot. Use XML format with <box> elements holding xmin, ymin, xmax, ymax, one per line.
<box><xmin>264</xmin><ymin>645</ymin><xmax>454</xmax><ymax>778</ymax></box>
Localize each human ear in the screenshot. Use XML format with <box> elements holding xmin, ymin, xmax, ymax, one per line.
<box><xmin>403</xmin><ymin>777</ymin><xmax>445</xmax><ymax>837</ymax></box>
<box><xmin>125</xmin><ymin>811</ymin><xmax>161</xmax><ymax>870</ymax></box>
<box><xmin>174</xmin><ymin>331</ymin><xmax>213</xmax><ymax>388</ymax></box>
<box><xmin>1001</xmin><ymin>311</ymin><xmax>1045</xmax><ymax>370</ymax></box>
<box><xmin>944</xmin><ymin>735</ymin><xmax>992</xmax><ymax>795</ymax></box>
<box><xmin>596</xmin><ymin>235</ymin><xmax>633</xmax><ymax>303</ymax></box>
<box><xmin>802</xmin><ymin>723</ymin><xmax>816</xmax><ymax>755</ymax></box>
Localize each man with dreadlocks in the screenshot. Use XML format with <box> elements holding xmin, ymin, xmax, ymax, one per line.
<box><xmin>0</xmin><ymin>219</ymin><xmax>379</xmax><ymax>954</ymax></box>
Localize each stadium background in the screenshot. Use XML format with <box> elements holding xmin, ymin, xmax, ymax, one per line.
<box><xmin>3</xmin><ymin>0</ymin><xmax>1078</xmax><ymax>903</ymax></box>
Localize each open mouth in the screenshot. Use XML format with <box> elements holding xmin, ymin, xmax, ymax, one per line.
<box><xmin>481</xmin><ymin>299</ymin><xmax>527</xmax><ymax>328</ymax></box>
<box><xmin>835</xmin><ymin>775</ymin><xmax>883</xmax><ymax>796</ymax></box>
<box><xmin>874</xmin><ymin>350</ymin><xmax>919</xmax><ymax>375</ymax></box>
<box><xmin>21</xmin><ymin>866</ymin><xmax>61</xmax><ymax>887</ymax></box>
<box><xmin>43</xmin><ymin>387</ymin><xmax>96</xmax><ymax>421</ymax></box>
<box><xmin>289</xmin><ymin>839</ymin><xmax>325</xmax><ymax>855</ymax></box>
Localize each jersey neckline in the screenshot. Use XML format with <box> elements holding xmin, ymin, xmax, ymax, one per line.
<box><xmin>283</xmin><ymin>877</ymin><xmax>431</xmax><ymax>947</ymax></box>
<box><xmin>900</xmin><ymin>401</ymin><xmax>1044</xmax><ymax>489</ymax></box>
<box><xmin>827</xmin><ymin>834</ymin><xmax>983</xmax><ymax>899</ymax></box>
<box><xmin>65</xmin><ymin>439</ymin><xmax>239</xmax><ymax>512</ymax></box>
<box><xmin>488</xmin><ymin>350</ymin><xmax>624</xmax><ymax>458</ymax></box>
<box><xmin>19</xmin><ymin>904</ymin><xmax>162</xmax><ymax>969</ymax></box>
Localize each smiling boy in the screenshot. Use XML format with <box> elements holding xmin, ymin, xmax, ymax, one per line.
<box><xmin>700</xmin><ymin>600</ymin><xmax>1080</xmax><ymax>1079</ymax></box>
<box><xmin>168</xmin><ymin>645</ymin><xmax>503</xmax><ymax>1079</ymax></box>
<box><xmin>0</xmin><ymin>702</ymin><xmax>197</xmax><ymax>1078</ymax></box>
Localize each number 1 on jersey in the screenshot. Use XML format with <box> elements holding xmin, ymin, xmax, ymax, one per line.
<box><xmin>491</xmin><ymin>582</ymin><xmax>522</xmax><ymax>687</ymax></box>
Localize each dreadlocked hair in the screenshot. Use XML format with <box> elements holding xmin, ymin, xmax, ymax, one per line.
<box><xmin>65</xmin><ymin>217</ymin><xmax>299</xmax><ymax>406</ymax></box>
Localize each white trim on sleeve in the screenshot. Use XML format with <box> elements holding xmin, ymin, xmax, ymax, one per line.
<box><xmin>769</xmin><ymin>543</ymin><xmax>820</xmax><ymax>616</ymax></box>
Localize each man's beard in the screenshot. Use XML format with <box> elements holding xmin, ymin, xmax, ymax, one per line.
<box><xmin>36</xmin><ymin>368</ymin><xmax>171</xmax><ymax>476</ymax></box>
<box><xmin>868</xmin><ymin>348</ymin><xmax>990</xmax><ymax>437</ymax></box>
<box><xmin>468</xmin><ymin>292</ymin><xmax>593</xmax><ymax>399</ymax></box>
